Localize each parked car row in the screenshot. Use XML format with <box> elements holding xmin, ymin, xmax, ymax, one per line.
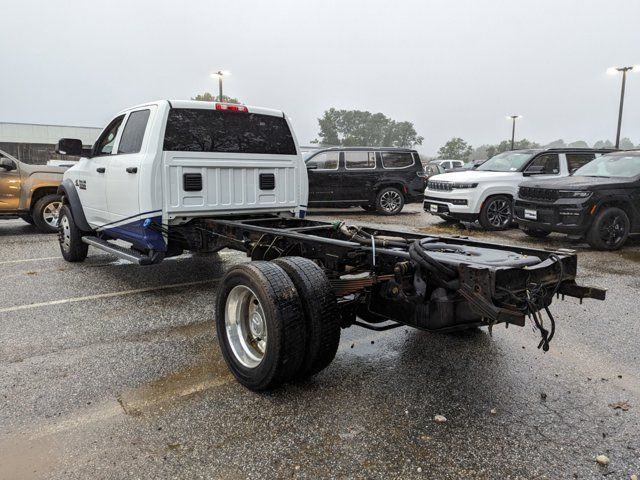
<box><xmin>424</xmin><ymin>148</ymin><xmax>640</xmax><ymax>250</ymax></box>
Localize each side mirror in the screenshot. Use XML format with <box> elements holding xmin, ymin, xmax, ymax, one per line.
<box><xmin>306</xmin><ymin>164</ymin><xmax>318</xmax><ymax>170</ymax></box>
<box><xmin>0</xmin><ymin>158</ymin><xmax>16</xmax><ymax>171</ymax></box>
<box><xmin>56</xmin><ymin>138</ymin><xmax>84</xmax><ymax>156</ymax></box>
<box><xmin>523</xmin><ymin>165</ymin><xmax>545</xmax><ymax>176</ymax></box>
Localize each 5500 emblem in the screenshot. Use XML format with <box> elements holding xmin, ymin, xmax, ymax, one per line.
<box><xmin>75</xmin><ymin>179</ymin><xmax>86</xmax><ymax>190</ymax></box>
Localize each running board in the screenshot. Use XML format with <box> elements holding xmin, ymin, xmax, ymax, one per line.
<box><xmin>82</xmin><ymin>236</ymin><xmax>157</xmax><ymax>265</ymax></box>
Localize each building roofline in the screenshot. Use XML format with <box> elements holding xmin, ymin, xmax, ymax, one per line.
<box><xmin>0</xmin><ymin>121</ymin><xmax>102</xmax><ymax>130</ymax></box>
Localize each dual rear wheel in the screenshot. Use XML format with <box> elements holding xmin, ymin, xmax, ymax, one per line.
<box><xmin>216</xmin><ymin>257</ymin><xmax>341</xmax><ymax>391</ymax></box>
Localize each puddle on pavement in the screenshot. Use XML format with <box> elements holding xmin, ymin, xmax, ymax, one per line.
<box><xmin>617</xmin><ymin>249</ymin><xmax>640</xmax><ymax>263</ymax></box>
<box><xmin>117</xmin><ymin>348</ymin><xmax>232</xmax><ymax>416</ymax></box>
<box><xmin>0</xmin><ymin>434</ymin><xmax>59</xmax><ymax>480</ymax></box>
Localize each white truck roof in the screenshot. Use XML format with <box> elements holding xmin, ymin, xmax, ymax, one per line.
<box><xmin>116</xmin><ymin>100</ymin><xmax>285</xmax><ymax>118</ymax></box>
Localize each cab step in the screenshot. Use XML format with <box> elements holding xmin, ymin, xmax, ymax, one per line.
<box><xmin>81</xmin><ymin>236</ymin><xmax>158</xmax><ymax>265</ymax></box>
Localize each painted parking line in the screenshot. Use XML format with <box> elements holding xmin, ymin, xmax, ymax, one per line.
<box><xmin>0</xmin><ymin>279</ymin><xmax>221</xmax><ymax>314</ymax></box>
<box><xmin>0</xmin><ymin>256</ymin><xmax>61</xmax><ymax>265</ymax></box>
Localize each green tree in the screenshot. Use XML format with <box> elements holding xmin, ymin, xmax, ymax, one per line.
<box><xmin>314</xmin><ymin>108</ymin><xmax>423</xmax><ymax>148</ymax></box>
<box><xmin>192</xmin><ymin>92</ymin><xmax>241</xmax><ymax>104</ymax></box>
<box><xmin>437</xmin><ymin>137</ymin><xmax>473</xmax><ymax>161</ymax></box>
<box><xmin>485</xmin><ymin>139</ymin><xmax>540</xmax><ymax>159</ymax></box>
<box><xmin>567</xmin><ymin>140</ymin><xmax>589</xmax><ymax>148</ymax></box>
<box><xmin>593</xmin><ymin>140</ymin><xmax>614</xmax><ymax>149</ymax></box>
<box><xmin>619</xmin><ymin>137</ymin><xmax>635</xmax><ymax>149</ymax></box>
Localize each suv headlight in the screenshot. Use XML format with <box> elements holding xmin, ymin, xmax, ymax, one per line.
<box><xmin>558</xmin><ymin>190</ymin><xmax>592</xmax><ymax>199</ymax></box>
<box><xmin>452</xmin><ymin>182</ymin><xmax>478</xmax><ymax>189</ymax></box>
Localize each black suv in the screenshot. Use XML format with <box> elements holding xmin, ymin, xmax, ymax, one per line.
<box><xmin>514</xmin><ymin>151</ymin><xmax>640</xmax><ymax>250</ymax></box>
<box><xmin>304</xmin><ymin>147</ymin><xmax>425</xmax><ymax>215</ymax></box>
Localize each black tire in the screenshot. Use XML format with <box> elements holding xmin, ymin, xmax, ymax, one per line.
<box><xmin>19</xmin><ymin>214</ymin><xmax>35</xmax><ymax>225</ymax></box>
<box><xmin>586</xmin><ymin>207</ymin><xmax>630</xmax><ymax>251</ymax></box>
<box><xmin>215</xmin><ymin>262</ymin><xmax>306</xmax><ymax>391</ymax></box>
<box><xmin>58</xmin><ymin>205</ymin><xmax>89</xmax><ymax>262</ymax></box>
<box><xmin>273</xmin><ymin>256</ymin><xmax>340</xmax><ymax>380</ymax></box>
<box><xmin>360</xmin><ymin>205</ymin><xmax>376</xmax><ymax>212</ymax></box>
<box><xmin>375</xmin><ymin>187</ymin><xmax>404</xmax><ymax>215</ymax></box>
<box><xmin>521</xmin><ymin>227</ymin><xmax>551</xmax><ymax>238</ymax></box>
<box><xmin>438</xmin><ymin>214</ymin><xmax>459</xmax><ymax>224</ymax></box>
<box><xmin>479</xmin><ymin>195</ymin><xmax>513</xmax><ymax>230</ymax></box>
<box><xmin>32</xmin><ymin>194</ymin><xmax>63</xmax><ymax>233</ymax></box>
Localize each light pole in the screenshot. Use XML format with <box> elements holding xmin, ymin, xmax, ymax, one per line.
<box><xmin>210</xmin><ymin>70</ymin><xmax>231</xmax><ymax>102</ymax></box>
<box><xmin>506</xmin><ymin>115</ymin><xmax>522</xmax><ymax>150</ymax></box>
<box><xmin>607</xmin><ymin>66</ymin><xmax>638</xmax><ymax>148</ymax></box>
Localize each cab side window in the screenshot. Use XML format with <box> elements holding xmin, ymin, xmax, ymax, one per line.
<box><xmin>306</xmin><ymin>152</ymin><xmax>339</xmax><ymax>170</ymax></box>
<box><xmin>525</xmin><ymin>154</ymin><xmax>560</xmax><ymax>174</ymax></box>
<box><xmin>118</xmin><ymin>110</ymin><xmax>150</xmax><ymax>154</ymax></box>
<box><xmin>93</xmin><ymin>115</ymin><xmax>125</xmax><ymax>156</ymax></box>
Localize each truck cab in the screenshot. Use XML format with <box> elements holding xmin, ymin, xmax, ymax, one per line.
<box><xmin>57</xmin><ymin>100</ymin><xmax>307</xmax><ymax>263</ymax></box>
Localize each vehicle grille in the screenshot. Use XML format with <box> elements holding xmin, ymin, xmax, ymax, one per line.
<box><xmin>519</xmin><ymin>186</ymin><xmax>559</xmax><ymax>201</ymax></box>
<box><xmin>427</xmin><ymin>180</ymin><xmax>453</xmax><ymax>192</ymax></box>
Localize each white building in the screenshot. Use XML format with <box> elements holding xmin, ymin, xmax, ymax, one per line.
<box><xmin>0</xmin><ymin>122</ymin><xmax>102</xmax><ymax>164</ymax></box>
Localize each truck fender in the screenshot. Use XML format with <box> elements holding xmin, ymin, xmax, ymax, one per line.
<box><xmin>57</xmin><ymin>179</ymin><xmax>92</xmax><ymax>232</ymax></box>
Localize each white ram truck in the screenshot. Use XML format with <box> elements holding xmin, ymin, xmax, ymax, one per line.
<box><xmin>56</xmin><ymin>101</ymin><xmax>605</xmax><ymax>391</ymax></box>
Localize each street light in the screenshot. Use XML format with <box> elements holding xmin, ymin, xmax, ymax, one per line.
<box><xmin>607</xmin><ymin>65</ymin><xmax>639</xmax><ymax>148</ymax></box>
<box><xmin>506</xmin><ymin>115</ymin><xmax>522</xmax><ymax>150</ymax></box>
<box><xmin>210</xmin><ymin>70</ymin><xmax>231</xmax><ymax>102</ymax></box>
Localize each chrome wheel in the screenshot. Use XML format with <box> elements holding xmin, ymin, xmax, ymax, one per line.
<box><xmin>42</xmin><ymin>201</ymin><xmax>62</xmax><ymax>228</ymax></box>
<box><xmin>486</xmin><ymin>199</ymin><xmax>512</xmax><ymax>228</ymax></box>
<box><xmin>599</xmin><ymin>214</ymin><xmax>626</xmax><ymax>248</ymax></box>
<box><xmin>59</xmin><ymin>214</ymin><xmax>71</xmax><ymax>253</ymax></box>
<box><xmin>225</xmin><ymin>285</ymin><xmax>267</xmax><ymax>369</ymax></box>
<box><xmin>379</xmin><ymin>190</ymin><xmax>402</xmax><ymax>213</ymax></box>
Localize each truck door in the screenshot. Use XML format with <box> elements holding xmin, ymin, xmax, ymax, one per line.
<box><xmin>342</xmin><ymin>150</ymin><xmax>376</xmax><ymax>203</ymax></box>
<box><xmin>79</xmin><ymin>115</ymin><xmax>125</xmax><ymax>227</ymax></box>
<box><xmin>0</xmin><ymin>154</ymin><xmax>21</xmax><ymax>212</ymax></box>
<box><xmin>305</xmin><ymin>151</ymin><xmax>340</xmax><ymax>206</ymax></box>
<box><xmin>106</xmin><ymin>108</ymin><xmax>153</xmax><ymax>224</ymax></box>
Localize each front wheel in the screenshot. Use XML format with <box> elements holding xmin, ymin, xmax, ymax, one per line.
<box><xmin>479</xmin><ymin>195</ymin><xmax>513</xmax><ymax>230</ymax></box>
<box><xmin>215</xmin><ymin>262</ymin><xmax>306</xmax><ymax>391</ymax></box>
<box><xmin>32</xmin><ymin>194</ymin><xmax>63</xmax><ymax>233</ymax></box>
<box><xmin>586</xmin><ymin>207</ymin><xmax>630</xmax><ymax>250</ymax></box>
<box><xmin>375</xmin><ymin>187</ymin><xmax>404</xmax><ymax>215</ymax></box>
<box><xmin>58</xmin><ymin>205</ymin><xmax>88</xmax><ymax>262</ymax></box>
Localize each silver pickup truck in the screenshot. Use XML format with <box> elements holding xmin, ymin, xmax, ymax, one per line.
<box><xmin>0</xmin><ymin>149</ymin><xmax>67</xmax><ymax>232</ymax></box>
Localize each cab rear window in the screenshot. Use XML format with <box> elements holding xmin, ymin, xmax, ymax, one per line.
<box><xmin>163</xmin><ymin>108</ymin><xmax>296</xmax><ymax>155</ymax></box>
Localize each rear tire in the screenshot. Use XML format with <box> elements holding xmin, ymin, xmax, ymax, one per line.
<box><xmin>375</xmin><ymin>187</ymin><xmax>404</xmax><ymax>215</ymax></box>
<box><xmin>32</xmin><ymin>194</ymin><xmax>63</xmax><ymax>233</ymax></box>
<box><xmin>586</xmin><ymin>207</ymin><xmax>630</xmax><ymax>250</ymax></box>
<box><xmin>273</xmin><ymin>257</ymin><xmax>340</xmax><ymax>380</ymax></box>
<box><xmin>58</xmin><ymin>205</ymin><xmax>88</xmax><ymax>262</ymax></box>
<box><xmin>479</xmin><ymin>195</ymin><xmax>513</xmax><ymax>230</ymax></box>
<box><xmin>521</xmin><ymin>227</ymin><xmax>551</xmax><ymax>238</ymax></box>
<box><xmin>215</xmin><ymin>262</ymin><xmax>306</xmax><ymax>391</ymax></box>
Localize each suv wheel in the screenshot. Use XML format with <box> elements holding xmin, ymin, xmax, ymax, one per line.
<box><xmin>479</xmin><ymin>195</ymin><xmax>512</xmax><ymax>230</ymax></box>
<box><xmin>586</xmin><ymin>207</ymin><xmax>630</xmax><ymax>250</ymax></box>
<box><xmin>32</xmin><ymin>194</ymin><xmax>63</xmax><ymax>233</ymax></box>
<box><xmin>58</xmin><ymin>205</ymin><xmax>89</xmax><ymax>262</ymax></box>
<box><xmin>376</xmin><ymin>187</ymin><xmax>404</xmax><ymax>215</ymax></box>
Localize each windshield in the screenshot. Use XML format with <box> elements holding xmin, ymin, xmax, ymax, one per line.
<box><xmin>574</xmin><ymin>154</ymin><xmax>640</xmax><ymax>178</ymax></box>
<box><xmin>476</xmin><ymin>151</ymin><xmax>535</xmax><ymax>172</ymax></box>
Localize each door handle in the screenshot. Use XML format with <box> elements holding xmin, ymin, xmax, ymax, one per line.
<box><xmin>126</xmin><ymin>167</ymin><xmax>138</xmax><ymax>174</ymax></box>
<box><xmin>96</xmin><ymin>167</ymin><xmax>106</xmax><ymax>173</ymax></box>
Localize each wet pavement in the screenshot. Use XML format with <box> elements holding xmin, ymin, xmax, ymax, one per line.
<box><xmin>0</xmin><ymin>204</ymin><xmax>638</xmax><ymax>479</ymax></box>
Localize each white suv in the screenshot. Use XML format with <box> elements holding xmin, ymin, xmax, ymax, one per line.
<box><xmin>423</xmin><ymin>149</ymin><xmax>610</xmax><ymax>230</ymax></box>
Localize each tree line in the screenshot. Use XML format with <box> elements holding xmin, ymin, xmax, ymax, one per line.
<box><xmin>436</xmin><ymin>137</ymin><xmax>640</xmax><ymax>161</ymax></box>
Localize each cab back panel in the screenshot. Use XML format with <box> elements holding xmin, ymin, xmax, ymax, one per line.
<box><xmin>163</xmin><ymin>152</ymin><xmax>299</xmax><ymax>217</ymax></box>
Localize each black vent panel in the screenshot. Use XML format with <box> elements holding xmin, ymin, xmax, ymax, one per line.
<box><xmin>183</xmin><ymin>173</ymin><xmax>202</xmax><ymax>192</ymax></box>
<box><xmin>259</xmin><ymin>173</ymin><xmax>276</xmax><ymax>190</ymax></box>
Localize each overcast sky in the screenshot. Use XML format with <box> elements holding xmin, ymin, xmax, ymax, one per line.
<box><xmin>1</xmin><ymin>0</ymin><xmax>639</xmax><ymax>155</ymax></box>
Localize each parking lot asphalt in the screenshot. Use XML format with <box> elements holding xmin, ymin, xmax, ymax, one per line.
<box><xmin>1</xmin><ymin>204</ymin><xmax>638</xmax><ymax>480</ymax></box>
